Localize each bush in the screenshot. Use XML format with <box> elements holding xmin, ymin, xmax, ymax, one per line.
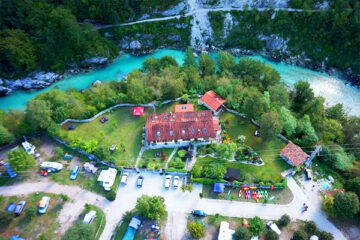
<box><xmin>319</xmin><ymin>231</ymin><xmax>334</xmax><ymax>240</ymax></box>
<box><xmin>333</xmin><ymin>192</ymin><xmax>360</xmax><ymax>218</ymax></box>
<box><xmin>25</xmin><ymin>206</ymin><xmax>37</xmax><ymax>219</ymax></box>
<box><xmin>177</xmin><ymin>149</ymin><xmax>187</xmax><ymax>158</ymax></box>
<box><xmin>304</xmin><ymin>221</ymin><xmax>318</xmax><ymax>235</ymax></box>
<box><xmin>62</xmin><ymin>222</ymin><xmax>94</xmax><ymax>240</ymax></box>
<box><xmin>249</xmin><ymin>217</ymin><xmax>265</xmax><ymax>236</ymax></box>
<box><xmin>60</xmin><ymin>194</ymin><xmax>69</xmax><ymax>202</ymax></box>
<box><xmin>346</xmin><ymin>177</ymin><xmax>360</xmax><ymax>196</ymax></box>
<box><xmin>277</xmin><ymin>214</ymin><xmax>290</xmax><ymax>228</ymax></box>
<box><xmin>233</xmin><ymin>226</ymin><xmax>251</xmax><ymax>240</ymax></box>
<box><xmin>0</xmin><ymin>211</ymin><xmax>12</xmax><ymax>227</ymax></box>
<box><xmin>106</xmin><ymin>190</ymin><xmax>116</xmax><ymax>201</ymax></box>
<box><xmin>265</xmin><ymin>230</ymin><xmax>279</xmax><ymax>240</ymax></box>
<box><xmin>292</xmin><ymin>230</ymin><xmax>307</xmax><ymax>240</ymax></box>
<box><xmin>136</xmin><ymin>195</ymin><xmax>166</xmax><ymax>220</ymax></box>
<box><xmin>187</xmin><ymin>221</ymin><xmax>205</xmax><ymax>239</ymax></box>
<box><xmin>322</xmin><ymin>196</ymin><xmax>336</xmax><ymax>217</ymax></box>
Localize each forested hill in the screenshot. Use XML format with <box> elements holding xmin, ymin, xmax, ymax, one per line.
<box><xmin>0</xmin><ymin>0</ymin><xmax>181</xmax><ymax>79</ymax></box>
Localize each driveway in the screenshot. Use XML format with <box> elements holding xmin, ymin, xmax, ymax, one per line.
<box><xmin>0</xmin><ymin>171</ymin><xmax>347</xmax><ymax>240</ymax></box>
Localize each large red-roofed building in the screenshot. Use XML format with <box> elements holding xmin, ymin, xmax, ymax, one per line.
<box><xmin>280</xmin><ymin>142</ymin><xmax>309</xmax><ymax>166</ymax></box>
<box><xmin>199</xmin><ymin>90</ymin><xmax>226</xmax><ymax>114</ymax></box>
<box><xmin>146</xmin><ymin>110</ymin><xmax>216</xmax><ymax>144</ymax></box>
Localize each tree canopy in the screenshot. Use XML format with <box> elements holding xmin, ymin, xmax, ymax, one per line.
<box><xmin>7</xmin><ymin>148</ymin><xmax>35</xmax><ymax>171</ymax></box>
<box><xmin>135</xmin><ymin>195</ymin><xmax>166</xmax><ymax>220</ymax></box>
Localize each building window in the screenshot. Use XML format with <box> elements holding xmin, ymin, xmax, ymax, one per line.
<box><xmin>182</xmin><ymin>130</ymin><xmax>185</xmax><ymax>135</ymax></box>
<box><xmin>203</xmin><ymin>128</ymin><xmax>207</xmax><ymax>133</ymax></box>
<box><xmin>157</xmin><ymin>131</ymin><xmax>161</xmax><ymax>137</ymax></box>
<box><xmin>202</xmin><ymin>112</ymin><xmax>206</xmax><ymax>116</ymax></box>
<box><xmin>182</xmin><ymin>106</ymin><xmax>186</xmax><ymax>110</ymax></box>
<box><xmin>190</xmin><ymin>113</ymin><xmax>194</xmax><ymax>117</ymax></box>
<box><xmin>191</xmin><ymin>128</ymin><xmax>195</xmax><ymax>134</ymax></box>
<box><xmin>184</xmin><ymin>113</ymin><xmax>188</xmax><ymax>118</ymax></box>
<box><xmin>173</xmin><ymin>114</ymin><xmax>176</xmax><ymax>118</ymax></box>
<box><xmin>170</xmin><ymin>130</ymin><xmax>173</xmax><ymax>136</ymax></box>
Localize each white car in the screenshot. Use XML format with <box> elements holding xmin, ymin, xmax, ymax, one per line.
<box><xmin>165</xmin><ymin>175</ymin><xmax>172</xmax><ymax>188</ymax></box>
<box><xmin>267</xmin><ymin>221</ymin><xmax>281</xmax><ymax>235</ymax></box>
<box><xmin>38</xmin><ymin>196</ymin><xmax>50</xmax><ymax>214</ymax></box>
<box><xmin>83</xmin><ymin>210</ymin><xmax>96</xmax><ymax>224</ymax></box>
<box><xmin>173</xmin><ymin>176</ymin><xmax>180</xmax><ymax>188</ymax></box>
<box><xmin>40</xmin><ymin>162</ymin><xmax>63</xmax><ymax>172</ymax></box>
<box><xmin>120</xmin><ymin>172</ymin><xmax>129</xmax><ymax>184</ymax></box>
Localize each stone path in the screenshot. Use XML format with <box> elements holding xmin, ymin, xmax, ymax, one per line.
<box><xmin>164</xmin><ymin>147</ymin><xmax>178</xmax><ymax>168</ymax></box>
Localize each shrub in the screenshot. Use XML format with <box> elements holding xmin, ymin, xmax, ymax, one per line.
<box><xmin>322</xmin><ymin>196</ymin><xmax>336</xmax><ymax>217</ymax></box>
<box><xmin>62</xmin><ymin>222</ymin><xmax>94</xmax><ymax>240</ymax></box>
<box><xmin>122</xmin><ymin>211</ymin><xmax>133</xmax><ymax>223</ymax></box>
<box><xmin>54</xmin><ymin>147</ymin><xmax>64</xmax><ymax>159</ymax></box>
<box><xmin>106</xmin><ymin>190</ymin><xmax>116</xmax><ymax>201</ymax></box>
<box><xmin>233</xmin><ymin>226</ymin><xmax>251</xmax><ymax>240</ymax></box>
<box><xmin>187</xmin><ymin>221</ymin><xmax>205</xmax><ymax>239</ymax></box>
<box><xmin>319</xmin><ymin>231</ymin><xmax>334</xmax><ymax>240</ymax></box>
<box><xmin>249</xmin><ymin>217</ymin><xmax>265</xmax><ymax>235</ymax></box>
<box><xmin>177</xmin><ymin>149</ymin><xmax>187</xmax><ymax>158</ymax></box>
<box><xmin>0</xmin><ymin>211</ymin><xmax>12</xmax><ymax>227</ymax></box>
<box><xmin>277</xmin><ymin>214</ymin><xmax>290</xmax><ymax>228</ymax></box>
<box><xmin>346</xmin><ymin>177</ymin><xmax>360</xmax><ymax>196</ymax></box>
<box><xmin>136</xmin><ymin>195</ymin><xmax>166</xmax><ymax>220</ymax></box>
<box><xmin>304</xmin><ymin>221</ymin><xmax>318</xmax><ymax>235</ymax></box>
<box><xmin>60</xmin><ymin>194</ymin><xmax>69</xmax><ymax>202</ymax></box>
<box><xmin>25</xmin><ymin>206</ymin><xmax>37</xmax><ymax>219</ymax></box>
<box><xmin>333</xmin><ymin>192</ymin><xmax>360</xmax><ymax>218</ymax></box>
<box><xmin>191</xmin><ymin>166</ymin><xmax>203</xmax><ymax>178</ymax></box>
<box><xmin>265</xmin><ymin>230</ymin><xmax>279</xmax><ymax>240</ymax></box>
<box><xmin>292</xmin><ymin>230</ymin><xmax>307</xmax><ymax>240</ymax></box>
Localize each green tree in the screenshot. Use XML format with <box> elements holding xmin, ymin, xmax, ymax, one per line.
<box><xmin>187</xmin><ymin>221</ymin><xmax>205</xmax><ymax>239</ymax></box>
<box><xmin>7</xmin><ymin>148</ymin><xmax>35</xmax><ymax>171</ymax></box>
<box><xmin>93</xmin><ymin>146</ymin><xmax>110</xmax><ymax>161</ymax></box>
<box><xmin>216</xmin><ymin>51</ymin><xmax>236</xmax><ymax>74</ymax></box>
<box><xmin>106</xmin><ymin>190</ymin><xmax>116</xmax><ymax>201</ymax></box>
<box><xmin>0</xmin><ymin>125</ymin><xmax>15</xmax><ymax>146</ymax></box>
<box><xmin>199</xmin><ymin>53</ymin><xmax>215</xmax><ymax>76</ymax></box>
<box><xmin>158</xmin><ymin>56</ymin><xmax>178</xmax><ymax>70</ymax></box>
<box><xmin>54</xmin><ymin>147</ymin><xmax>64</xmax><ymax>159</ymax></box>
<box><xmin>322</xmin><ymin>119</ymin><xmax>343</xmax><ymax>143</ymax></box>
<box><xmin>216</xmin><ymin>142</ymin><xmax>237</xmax><ymax>160</ymax></box>
<box><xmin>135</xmin><ymin>195</ymin><xmax>166</xmax><ymax>220</ymax></box>
<box><xmin>62</xmin><ymin>222</ymin><xmax>94</xmax><ymax>240</ymax></box>
<box><xmin>304</xmin><ymin>221</ymin><xmax>318</xmax><ymax>236</ymax></box>
<box><xmin>292</xmin><ymin>230</ymin><xmax>307</xmax><ymax>240</ymax></box>
<box><xmin>46</xmin><ymin>122</ymin><xmax>61</xmax><ymax>138</ymax></box>
<box><xmin>249</xmin><ymin>217</ymin><xmax>265</xmax><ymax>235</ymax></box>
<box><xmin>269</xmin><ymin>84</ymin><xmax>290</xmax><ymax>108</ymax></box>
<box><xmin>25</xmin><ymin>99</ymin><xmax>52</xmax><ymax>130</ymax></box>
<box><xmin>277</xmin><ymin>214</ymin><xmax>290</xmax><ymax>228</ymax></box>
<box><xmin>346</xmin><ymin>177</ymin><xmax>360</xmax><ymax>196</ymax></box>
<box><xmin>260</xmin><ymin>111</ymin><xmax>282</xmax><ymax>141</ymax></box>
<box><xmin>319</xmin><ymin>231</ymin><xmax>334</xmax><ymax>240</ymax></box>
<box><xmin>265</xmin><ymin>230</ymin><xmax>279</xmax><ymax>240</ymax></box>
<box><xmin>322</xmin><ymin>195</ymin><xmax>336</xmax><ymax>217</ymax></box>
<box><xmin>203</xmin><ymin>163</ymin><xmax>226</xmax><ymax>179</ymax></box>
<box><xmin>333</xmin><ymin>192</ymin><xmax>360</xmax><ymax>218</ymax></box>
<box><xmin>233</xmin><ymin>226</ymin><xmax>251</xmax><ymax>240</ymax></box>
<box><xmin>183</xmin><ymin>46</ymin><xmax>197</xmax><ymax>68</ymax></box>
<box><xmin>278</xmin><ymin>107</ymin><xmax>297</xmax><ymax>137</ymax></box>
<box><xmin>291</xmin><ymin>81</ymin><xmax>314</xmax><ymax>112</ymax></box>
<box><xmin>191</xmin><ymin>165</ymin><xmax>203</xmax><ymax>178</ymax></box>
<box><xmin>242</xmin><ymin>89</ymin><xmax>267</xmax><ymax>120</ymax></box>
<box><xmin>325</xmin><ymin>104</ymin><xmax>346</xmax><ymax>123</ymax></box>
<box><xmin>293</xmin><ymin>115</ymin><xmax>319</xmax><ymax>147</ymax></box>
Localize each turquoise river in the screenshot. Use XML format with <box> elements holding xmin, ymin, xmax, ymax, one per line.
<box><xmin>0</xmin><ymin>49</ymin><xmax>359</xmax><ymax>116</ymax></box>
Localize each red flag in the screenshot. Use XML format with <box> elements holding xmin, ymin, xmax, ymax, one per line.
<box><xmin>271</xmin><ymin>184</ymin><xmax>274</xmax><ymax>191</ymax></box>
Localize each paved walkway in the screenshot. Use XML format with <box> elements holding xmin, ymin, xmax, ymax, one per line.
<box><xmin>0</xmin><ymin>173</ymin><xmax>346</xmax><ymax>240</ymax></box>
<box><xmin>164</xmin><ymin>147</ymin><xmax>178</xmax><ymax>168</ymax></box>
<box><xmin>134</xmin><ymin>146</ymin><xmax>147</xmax><ymax>168</ymax></box>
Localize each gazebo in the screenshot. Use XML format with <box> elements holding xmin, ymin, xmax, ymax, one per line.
<box><xmin>214</xmin><ymin>182</ymin><xmax>225</xmax><ymax>194</ymax></box>
<box><xmin>133</xmin><ymin>107</ymin><xmax>144</xmax><ymax>116</ymax></box>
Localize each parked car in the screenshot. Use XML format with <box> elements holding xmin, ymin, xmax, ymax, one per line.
<box><xmin>14</xmin><ymin>201</ymin><xmax>26</xmax><ymax>216</ymax></box>
<box><xmin>83</xmin><ymin>210</ymin><xmax>96</xmax><ymax>224</ymax></box>
<box><xmin>191</xmin><ymin>210</ymin><xmax>206</xmax><ymax>217</ymax></box>
<box><xmin>120</xmin><ymin>172</ymin><xmax>129</xmax><ymax>184</ymax></box>
<box><xmin>165</xmin><ymin>175</ymin><xmax>172</xmax><ymax>188</ymax></box>
<box><xmin>70</xmin><ymin>165</ymin><xmax>80</xmax><ymax>180</ymax></box>
<box><xmin>68</xmin><ymin>125</ymin><xmax>76</xmax><ymax>130</ymax></box>
<box><xmin>137</xmin><ymin>175</ymin><xmax>144</xmax><ymax>188</ymax></box>
<box><xmin>266</xmin><ymin>221</ymin><xmax>281</xmax><ymax>235</ymax></box>
<box><xmin>40</xmin><ymin>162</ymin><xmax>63</xmax><ymax>172</ymax></box>
<box><xmin>173</xmin><ymin>176</ymin><xmax>180</xmax><ymax>188</ymax></box>
<box><xmin>38</xmin><ymin>196</ymin><xmax>50</xmax><ymax>214</ymax></box>
<box><xmin>305</xmin><ymin>169</ymin><xmax>312</xmax><ymax>180</ymax></box>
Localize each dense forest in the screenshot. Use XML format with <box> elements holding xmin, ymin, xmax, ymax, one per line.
<box><xmin>209</xmin><ymin>0</ymin><xmax>360</xmax><ymax>78</ymax></box>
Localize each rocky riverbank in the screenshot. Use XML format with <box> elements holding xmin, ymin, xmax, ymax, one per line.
<box><xmin>0</xmin><ymin>57</ymin><xmax>110</xmax><ymax>97</ymax></box>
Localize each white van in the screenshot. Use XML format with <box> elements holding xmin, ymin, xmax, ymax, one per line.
<box><xmin>165</xmin><ymin>175</ymin><xmax>172</xmax><ymax>188</ymax></box>
<box><xmin>120</xmin><ymin>172</ymin><xmax>129</xmax><ymax>184</ymax></box>
<box><xmin>38</xmin><ymin>196</ymin><xmax>50</xmax><ymax>214</ymax></box>
<box><xmin>267</xmin><ymin>221</ymin><xmax>281</xmax><ymax>235</ymax></box>
<box><xmin>173</xmin><ymin>176</ymin><xmax>180</xmax><ymax>188</ymax></box>
<box><xmin>83</xmin><ymin>210</ymin><xmax>96</xmax><ymax>224</ymax></box>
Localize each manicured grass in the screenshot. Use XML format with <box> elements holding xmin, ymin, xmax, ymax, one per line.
<box><xmin>219</xmin><ymin>112</ymin><xmax>289</xmax><ymax>181</ymax></box>
<box><xmin>60</xmin><ymin>107</ymin><xmax>146</xmax><ymax>167</ymax></box>
<box><xmin>138</xmin><ymin>148</ymin><xmax>174</xmax><ymax>170</ymax></box>
<box><xmin>201</xmin><ymin>184</ymin><xmax>293</xmax><ymax>204</ymax></box>
<box><xmin>0</xmin><ymin>192</ymin><xmax>66</xmax><ymax>239</ymax></box>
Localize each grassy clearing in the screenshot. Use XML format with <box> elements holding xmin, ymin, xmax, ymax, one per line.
<box><xmin>77</xmin><ymin>204</ymin><xmax>106</xmax><ymax>240</ymax></box>
<box><xmin>60</xmin><ymin>107</ymin><xmax>146</xmax><ymax>167</ymax></box>
<box><xmin>138</xmin><ymin>148</ymin><xmax>174</xmax><ymax>170</ymax></box>
<box><xmin>201</xmin><ymin>184</ymin><xmax>293</xmax><ymax>204</ymax></box>
<box><xmin>0</xmin><ymin>192</ymin><xmax>66</xmax><ymax>239</ymax></box>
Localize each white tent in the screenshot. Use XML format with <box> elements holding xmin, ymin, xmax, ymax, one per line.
<box><xmin>218</xmin><ymin>221</ymin><xmax>235</xmax><ymax>240</ymax></box>
<box><xmin>84</xmin><ymin>162</ymin><xmax>98</xmax><ymax>174</ymax></box>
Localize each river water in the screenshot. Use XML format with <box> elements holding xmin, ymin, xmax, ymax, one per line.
<box><xmin>0</xmin><ymin>49</ymin><xmax>359</xmax><ymax>116</ymax></box>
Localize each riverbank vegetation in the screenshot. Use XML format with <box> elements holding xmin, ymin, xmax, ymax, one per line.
<box><xmin>0</xmin><ymin>48</ymin><xmax>359</xmax><ymax>218</ymax></box>
<box><xmin>209</xmin><ymin>1</ymin><xmax>360</xmax><ymax>80</ymax></box>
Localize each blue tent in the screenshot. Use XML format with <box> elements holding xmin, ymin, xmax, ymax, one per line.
<box><xmin>214</xmin><ymin>182</ymin><xmax>225</xmax><ymax>193</ymax></box>
<box><xmin>4</xmin><ymin>162</ymin><xmax>17</xmax><ymax>178</ymax></box>
<box><xmin>10</xmin><ymin>236</ymin><xmax>24</xmax><ymax>240</ymax></box>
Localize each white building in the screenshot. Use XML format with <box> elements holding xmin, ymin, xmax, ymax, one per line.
<box><xmin>218</xmin><ymin>221</ymin><xmax>235</xmax><ymax>240</ymax></box>
<box><xmin>97</xmin><ymin>168</ymin><xmax>117</xmax><ymax>191</ymax></box>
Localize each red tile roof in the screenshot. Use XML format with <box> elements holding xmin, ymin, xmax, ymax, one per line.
<box><xmin>213</xmin><ymin>120</ymin><xmax>220</xmax><ymax>131</ymax></box>
<box><xmin>133</xmin><ymin>107</ymin><xmax>144</xmax><ymax>116</ymax></box>
<box><xmin>280</xmin><ymin>142</ymin><xmax>309</xmax><ymax>166</ymax></box>
<box><xmin>146</xmin><ymin>110</ymin><xmax>215</xmax><ymax>143</ymax></box>
<box><xmin>201</xmin><ymin>90</ymin><xmax>226</xmax><ymax>111</ymax></box>
<box><xmin>175</xmin><ymin>104</ymin><xmax>194</xmax><ymax>113</ymax></box>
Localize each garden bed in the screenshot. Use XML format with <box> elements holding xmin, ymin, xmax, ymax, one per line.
<box><xmin>138</xmin><ymin>148</ymin><xmax>174</xmax><ymax>170</ymax></box>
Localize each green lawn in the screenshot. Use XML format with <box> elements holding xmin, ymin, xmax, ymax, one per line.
<box><xmin>138</xmin><ymin>148</ymin><xmax>174</xmax><ymax>170</ymax></box>
<box><xmin>0</xmin><ymin>192</ymin><xmax>66</xmax><ymax>239</ymax></box>
<box><xmin>60</xmin><ymin>107</ymin><xmax>146</xmax><ymax>167</ymax></box>
<box><xmin>219</xmin><ymin>112</ymin><xmax>290</xmax><ymax>181</ymax></box>
<box><xmin>77</xmin><ymin>204</ymin><xmax>106</xmax><ymax>240</ymax></box>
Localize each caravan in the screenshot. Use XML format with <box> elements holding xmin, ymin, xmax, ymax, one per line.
<box><xmin>97</xmin><ymin>168</ymin><xmax>117</xmax><ymax>191</ymax></box>
<box><xmin>22</xmin><ymin>141</ymin><xmax>35</xmax><ymax>155</ymax></box>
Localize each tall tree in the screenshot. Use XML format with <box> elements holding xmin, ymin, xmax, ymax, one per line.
<box><xmin>25</xmin><ymin>99</ymin><xmax>52</xmax><ymax>130</ymax></box>
<box><xmin>135</xmin><ymin>195</ymin><xmax>166</xmax><ymax>220</ymax></box>
<box><xmin>199</xmin><ymin>53</ymin><xmax>215</xmax><ymax>76</ymax></box>
<box><xmin>291</xmin><ymin>81</ymin><xmax>315</xmax><ymax>113</ymax></box>
<box><xmin>216</xmin><ymin>50</ymin><xmax>236</xmax><ymax>74</ymax></box>
<box><xmin>7</xmin><ymin>148</ymin><xmax>35</xmax><ymax>171</ymax></box>
<box><xmin>183</xmin><ymin>46</ymin><xmax>197</xmax><ymax>68</ymax></box>
<box><xmin>333</xmin><ymin>192</ymin><xmax>360</xmax><ymax>218</ymax></box>
<box><xmin>260</xmin><ymin>111</ymin><xmax>283</xmax><ymax>141</ymax></box>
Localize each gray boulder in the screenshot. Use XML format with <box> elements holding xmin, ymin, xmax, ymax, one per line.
<box><xmin>175</xmin><ymin>23</ymin><xmax>188</xmax><ymax>29</ymax></box>
<box><xmin>129</xmin><ymin>40</ymin><xmax>142</xmax><ymax>50</ymax></box>
<box><xmin>162</xmin><ymin>2</ymin><xmax>187</xmax><ymax>16</ymax></box>
<box><xmin>119</xmin><ymin>39</ymin><xmax>130</xmax><ymax>49</ymax></box>
<box><xmin>0</xmin><ymin>86</ymin><xmax>11</xmax><ymax>96</ymax></box>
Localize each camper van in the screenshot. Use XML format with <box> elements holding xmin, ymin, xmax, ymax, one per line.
<box><xmin>38</xmin><ymin>196</ymin><xmax>50</xmax><ymax>214</ymax></box>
